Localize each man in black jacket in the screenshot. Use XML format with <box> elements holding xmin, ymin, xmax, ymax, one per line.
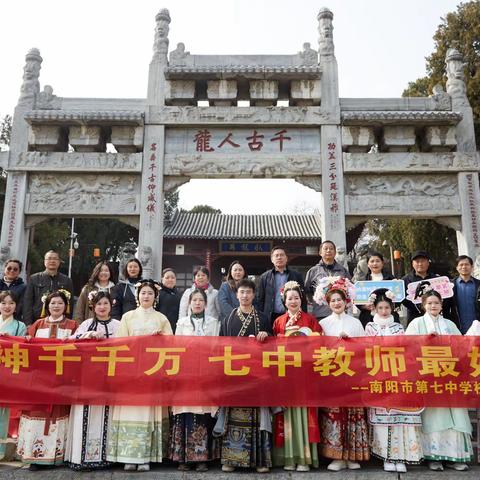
<box><xmin>256</xmin><ymin>246</ymin><xmax>306</xmax><ymax>325</ymax></box>
<box><xmin>22</xmin><ymin>250</ymin><xmax>74</xmax><ymax>325</ymax></box>
<box><xmin>443</xmin><ymin>255</ymin><xmax>480</xmax><ymax>333</ymax></box>
<box><xmin>402</xmin><ymin>250</ymin><xmax>439</xmax><ymax>324</ymax></box>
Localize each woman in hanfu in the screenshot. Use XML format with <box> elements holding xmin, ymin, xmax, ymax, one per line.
<box><xmin>406</xmin><ymin>289</ymin><xmax>473</xmax><ymax>471</ymax></box>
<box><xmin>0</xmin><ymin>291</ymin><xmax>27</xmax><ymax>460</ymax></box>
<box><xmin>169</xmin><ymin>288</ymin><xmax>220</xmax><ymax>472</ymax></box>
<box><xmin>365</xmin><ymin>288</ymin><xmax>423</xmax><ymax>472</ymax></box>
<box><xmin>16</xmin><ymin>290</ymin><xmax>77</xmax><ymax>470</ymax></box>
<box><xmin>107</xmin><ymin>279</ymin><xmax>172</xmax><ymax>472</ymax></box>
<box><xmin>272</xmin><ymin>280</ymin><xmax>322</xmax><ymax>472</ymax></box>
<box><xmin>215</xmin><ymin>278</ymin><xmax>273</xmax><ymax>473</ymax></box>
<box><xmin>315</xmin><ymin>277</ymin><xmax>370</xmax><ymax>471</ymax></box>
<box><xmin>65</xmin><ymin>291</ymin><xmax>120</xmax><ymax>471</ymax></box>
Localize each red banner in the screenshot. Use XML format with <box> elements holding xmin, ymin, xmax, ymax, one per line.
<box><xmin>1</xmin><ymin>335</ymin><xmax>480</xmax><ymax>407</ymax></box>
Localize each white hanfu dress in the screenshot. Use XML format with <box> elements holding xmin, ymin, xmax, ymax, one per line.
<box><xmin>106</xmin><ymin>307</ymin><xmax>172</xmax><ymax>465</ymax></box>
<box><xmin>405</xmin><ymin>314</ymin><xmax>473</xmax><ymax>463</ymax></box>
<box><xmin>366</xmin><ymin>315</ymin><xmax>423</xmax><ymax>464</ymax></box>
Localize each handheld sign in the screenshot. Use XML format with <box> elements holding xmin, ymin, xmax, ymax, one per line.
<box><xmin>406</xmin><ymin>276</ymin><xmax>454</xmax><ymax>304</ymax></box>
<box><xmin>354</xmin><ymin>280</ymin><xmax>405</xmax><ymax>305</ymax></box>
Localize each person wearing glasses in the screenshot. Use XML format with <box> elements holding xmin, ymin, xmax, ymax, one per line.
<box><xmin>22</xmin><ymin>250</ymin><xmax>73</xmax><ymax>325</ymax></box>
<box><xmin>0</xmin><ymin>259</ymin><xmax>26</xmax><ymax>320</ymax></box>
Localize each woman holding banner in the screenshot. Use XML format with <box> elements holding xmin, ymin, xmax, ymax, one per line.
<box><xmin>65</xmin><ymin>291</ymin><xmax>121</xmax><ymax>471</ymax></box>
<box><xmin>315</xmin><ymin>278</ymin><xmax>370</xmax><ymax>471</ymax></box>
<box><xmin>169</xmin><ymin>288</ymin><xmax>220</xmax><ymax>472</ymax></box>
<box><xmin>357</xmin><ymin>252</ymin><xmax>396</xmax><ymax>327</ymax></box>
<box><xmin>16</xmin><ymin>290</ymin><xmax>77</xmax><ymax>470</ymax></box>
<box><xmin>0</xmin><ymin>291</ymin><xmax>26</xmax><ymax>461</ymax></box>
<box><xmin>365</xmin><ymin>288</ymin><xmax>423</xmax><ymax>472</ymax></box>
<box><xmin>405</xmin><ymin>289</ymin><xmax>473</xmax><ymax>471</ymax></box>
<box><xmin>107</xmin><ymin>279</ymin><xmax>172</xmax><ymax>472</ymax></box>
<box><xmin>272</xmin><ymin>281</ymin><xmax>322</xmax><ymax>472</ymax></box>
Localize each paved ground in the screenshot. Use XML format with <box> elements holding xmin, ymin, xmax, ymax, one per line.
<box><xmin>0</xmin><ymin>461</ymin><xmax>479</xmax><ymax>479</ymax></box>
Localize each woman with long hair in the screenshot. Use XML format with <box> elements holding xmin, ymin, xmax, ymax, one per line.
<box><xmin>111</xmin><ymin>259</ymin><xmax>142</xmax><ymax>319</ymax></box>
<box><xmin>218</xmin><ymin>260</ymin><xmax>247</xmax><ymax>323</ymax></box>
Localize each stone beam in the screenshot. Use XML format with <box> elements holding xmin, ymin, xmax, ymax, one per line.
<box><xmin>11</xmin><ymin>152</ymin><xmax>143</xmax><ymax>172</ymax></box>
<box><xmin>164</xmin><ymin>154</ymin><xmax>321</xmax><ymax>178</ymax></box>
<box><xmin>340</xmin><ymin>96</ymin><xmax>451</xmax><ymax>111</ymax></box>
<box><xmin>343</xmin><ymin>152</ymin><xmax>479</xmax><ymax>173</ymax></box>
<box><xmin>147</xmin><ymin>106</ymin><xmax>337</xmax><ymax>125</ymax></box>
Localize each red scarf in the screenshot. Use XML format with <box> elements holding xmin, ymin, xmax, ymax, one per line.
<box><xmin>194</xmin><ymin>282</ymin><xmax>209</xmax><ymax>291</ymax></box>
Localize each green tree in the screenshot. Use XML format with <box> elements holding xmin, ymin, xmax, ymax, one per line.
<box><xmin>366</xmin><ymin>218</ymin><xmax>457</xmax><ymax>273</ymax></box>
<box><xmin>164</xmin><ymin>189</ymin><xmax>179</xmax><ymax>219</ymax></box>
<box><xmin>402</xmin><ymin>1</ymin><xmax>480</xmax><ymax>144</ymax></box>
<box><xmin>0</xmin><ymin>115</ymin><xmax>12</xmax><ymax>150</ymax></box>
<box><xmin>187</xmin><ymin>205</ymin><xmax>222</xmax><ymax>214</ymax></box>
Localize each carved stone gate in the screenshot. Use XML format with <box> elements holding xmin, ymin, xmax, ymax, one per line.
<box><xmin>1</xmin><ymin>7</ymin><xmax>479</xmax><ymax>278</ymax></box>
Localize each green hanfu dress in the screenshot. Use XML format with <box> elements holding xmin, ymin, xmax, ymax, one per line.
<box><xmin>405</xmin><ymin>314</ymin><xmax>473</xmax><ymax>463</ymax></box>
<box><xmin>271</xmin><ymin>311</ymin><xmax>322</xmax><ymax>469</ymax></box>
<box><xmin>106</xmin><ymin>307</ymin><xmax>172</xmax><ymax>465</ymax></box>
<box><xmin>0</xmin><ymin>317</ymin><xmax>27</xmax><ymax>459</ymax></box>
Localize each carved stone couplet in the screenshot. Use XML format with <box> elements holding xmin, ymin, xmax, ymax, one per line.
<box><xmin>343</xmin><ymin>152</ymin><xmax>478</xmax><ymax>173</ymax></box>
<box><xmin>164</xmin><ymin>176</ymin><xmax>190</xmax><ymax>192</ymax></box>
<box><xmin>14</xmin><ymin>152</ymin><xmax>142</xmax><ymax>172</ymax></box>
<box><xmin>164</xmin><ymin>154</ymin><xmax>321</xmax><ymax>178</ymax></box>
<box><xmin>295</xmin><ymin>176</ymin><xmax>322</xmax><ymax>192</ymax></box>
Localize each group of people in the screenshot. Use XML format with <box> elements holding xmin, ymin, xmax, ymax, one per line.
<box><xmin>0</xmin><ymin>242</ymin><xmax>478</xmax><ymax>473</ymax></box>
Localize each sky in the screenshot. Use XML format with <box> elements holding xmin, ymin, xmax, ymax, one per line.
<box><xmin>1</xmin><ymin>0</ymin><xmax>461</xmax><ymax>214</ymax></box>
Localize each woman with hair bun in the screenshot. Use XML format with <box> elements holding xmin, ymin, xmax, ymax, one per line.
<box><xmin>65</xmin><ymin>291</ymin><xmax>121</xmax><ymax>471</ymax></box>
<box><xmin>107</xmin><ymin>279</ymin><xmax>172</xmax><ymax>473</ymax></box>
<box><xmin>16</xmin><ymin>290</ymin><xmax>77</xmax><ymax>470</ymax></box>
<box><xmin>365</xmin><ymin>289</ymin><xmax>423</xmax><ymax>472</ymax></box>
<box><xmin>272</xmin><ymin>281</ymin><xmax>322</xmax><ymax>472</ymax></box>
<box><xmin>316</xmin><ymin>278</ymin><xmax>369</xmax><ymax>471</ymax></box>
<box><xmin>406</xmin><ymin>290</ymin><xmax>473</xmax><ymax>471</ymax></box>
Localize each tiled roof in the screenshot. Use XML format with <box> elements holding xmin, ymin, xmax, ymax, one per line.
<box><xmin>164</xmin><ymin>211</ymin><xmax>322</xmax><ymax>240</ymax></box>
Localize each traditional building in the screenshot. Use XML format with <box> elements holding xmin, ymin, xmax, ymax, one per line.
<box><xmin>163</xmin><ymin>211</ymin><xmax>323</xmax><ymax>289</ymax></box>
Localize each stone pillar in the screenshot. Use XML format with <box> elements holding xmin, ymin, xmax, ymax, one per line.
<box><xmin>317</xmin><ymin>8</ymin><xmax>346</xmax><ymax>251</ymax></box>
<box><xmin>445</xmin><ymin>48</ymin><xmax>480</xmax><ymax>258</ymax></box>
<box><xmin>0</xmin><ymin>48</ymin><xmax>43</xmax><ymax>275</ymax></box>
<box><xmin>140</xmin><ymin>8</ymin><xmax>171</xmax><ymax>278</ymax></box>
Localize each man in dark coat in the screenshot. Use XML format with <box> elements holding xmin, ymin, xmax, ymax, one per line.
<box><xmin>256</xmin><ymin>246</ymin><xmax>306</xmax><ymax>325</ymax></box>
<box><xmin>305</xmin><ymin>240</ymin><xmax>351</xmax><ymax>320</ymax></box>
<box><xmin>22</xmin><ymin>250</ymin><xmax>74</xmax><ymax>325</ymax></box>
<box><xmin>443</xmin><ymin>255</ymin><xmax>480</xmax><ymax>333</ymax></box>
<box><xmin>402</xmin><ymin>250</ymin><xmax>440</xmax><ymax>325</ymax></box>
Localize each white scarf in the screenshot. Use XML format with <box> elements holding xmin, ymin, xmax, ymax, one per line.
<box><xmin>372</xmin><ymin>313</ymin><xmax>395</xmax><ymax>328</ymax></box>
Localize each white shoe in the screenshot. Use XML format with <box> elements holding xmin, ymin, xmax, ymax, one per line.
<box><xmin>347</xmin><ymin>460</ymin><xmax>361</xmax><ymax>469</ymax></box>
<box><xmin>296</xmin><ymin>464</ymin><xmax>310</xmax><ymax>472</ymax></box>
<box><xmin>396</xmin><ymin>463</ymin><xmax>407</xmax><ymax>472</ymax></box>
<box><xmin>137</xmin><ymin>463</ymin><xmax>150</xmax><ymax>472</ymax></box>
<box><xmin>327</xmin><ymin>460</ymin><xmax>347</xmax><ymax>471</ymax></box>
<box><xmin>283</xmin><ymin>465</ymin><xmax>295</xmax><ymax>471</ymax></box>
<box><xmin>124</xmin><ymin>464</ymin><xmax>137</xmax><ymax>471</ymax></box>
<box><xmin>428</xmin><ymin>461</ymin><xmax>443</xmax><ymax>471</ymax></box>
<box><xmin>446</xmin><ymin>462</ymin><xmax>469</xmax><ymax>471</ymax></box>
<box><xmin>256</xmin><ymin>466</ymin><xmax>269</xmax><ymax>473</ymax></box>
<box><xmin>221</xmin><ymin>464</ymin><xmax>235</xmax><ymax>472</ymax></box>
<box><xmin>383</xmin><ymin>461</ymin><xmax>396</xmax><ymax>472</ymax></box>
